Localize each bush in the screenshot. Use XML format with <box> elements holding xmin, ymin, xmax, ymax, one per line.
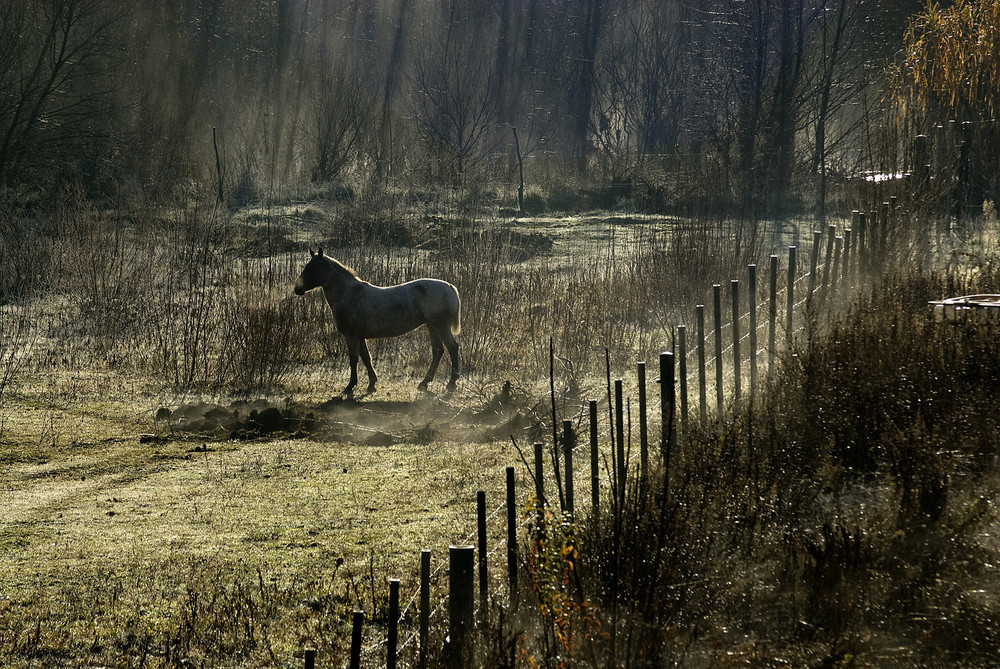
<box><xmin>504</xmin><ymin>260</ymin><xmax>1000</xmax><ymax>666</ymax></box>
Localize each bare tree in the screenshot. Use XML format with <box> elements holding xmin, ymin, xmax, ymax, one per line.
<box><xmin>569</xmin><ymin>0</ymin><xmax>604</xmax><ymax>174</ymax></box>
<box><xmin>0</xmin><ymin>0</ymin><xmax>128</xmax><ymax>185</ymax></box>
<box><xmin>807</xmin><ymin>0</ymin><xmax>867</xmax><ymax>223</ymax></box>
<box><xmin>309</xmin><ymin>64</ymin><xmax>376</xmax><ymax>184</ymax></box>
<box><xmin>411</xmin><ymin>0</ymin><xmax>502</xmax><ymax>185</ymax></box>
<box><xmin>596</xmin><ymin>0</ymin><xmax>689</xmax><ymax>158</ymax></box>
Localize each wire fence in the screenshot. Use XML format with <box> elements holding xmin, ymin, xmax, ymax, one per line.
<box><xmin>303</xmin><ymin>205</ymin><xmax>891</xmax><ymax>668</ymax></box>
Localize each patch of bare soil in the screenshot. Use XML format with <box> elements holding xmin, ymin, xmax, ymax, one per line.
<box><xmin>151</xmin><ymin>382</ymin><xmax>544</xmax><ymax>446</ymax></box>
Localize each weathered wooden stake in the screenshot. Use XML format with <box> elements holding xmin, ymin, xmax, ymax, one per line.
<box><xmin>350</xmin><ymin>610</ymin><xmax>364</xmax><ymax>669</ymax></box>
<box><xmin>881</xmin><ymin>201</ymin><xmax>891</xmax><ymax>262</ymax></box>
<box><xmin>831</xmin><ymin>236</ymin><xmax>843</xmax><ymax>296</ymax></box>
<box><xmin>505</xmin><ymin>467</ymin><xmax>518</xmax><ymax>608</ymax></box>
<box><xmin>446</xmin><ymin>546</ymin><xmax>475</xmax><ymax>669</ymax></box>
<box><xmin>588</xmin><ymin>400</ymin><xmax>599</xmax><ymax>515</ymax></box>
<box><xmin>477</xmin><ymin>490</ymin><xmax>488</xmax><ymax>622</ymax></box>
<box><xmin>808</xmin><ymin>229</ymin><xmax>822</xmax><ymax>300</ymax></box>
<box><xmin>637</xmin><ymin>362</ymin><xmax>648</xmax><ymax>484</ymax></box>
<box><xmin>677</xmin><ymin>325</ymin><xmax>688</xmax><ymax>434</ymax></box>
<box><xmin>533</xmin><ymin>443</ymin><xmax>544</xmax><ymax>509</ymax></box>
<box><xmin>614</xmin><ymin>379</ymin><xmax>625</xmax><ymax>504</ymax></box>
<box><xmin>419</xmin><ymin>550</ymin><xmax>430</xmax><ymax>669</ymax></box>
<box><xmin>304</xmin><ymin>648</ymin><xmax>316</xmax><ymax>669</ymax></box>
<box><xmin>748</xmin><ymin>265</ymin><xmax>758</xmax><ymax>404</ymax></box>
<box><xmin>696</xmin><ymin>304</ymin><xmax>707</xmax><ymax>428</ymax></box>
<box><xmin>914</xmin><ymin>133</ymin><xmax>929</xmax><ymax>190</ymax></box>
<box><xmin>660</xmin><ymin>351</ymin><xmax>675</xmax><ymax>483</ymax></box>
<box><xmin>388</xmin><ymin>578</ymin><xmax>400</xmax><ymax>669</ymax></box>
<box><xmin>731</xmin><ymin>280</ymin><xmax>741</xmax><ymax>405</ymax></box>
<box><xmin>768</xmin><ymin>255</ymin><xmax>778</xmax><ymax>376</ymax></box>
<box><xmin>563</xmin><ymin>420</ymin><xmax>574</xmax><ymax>516</ymax></box>
<box><xmin>857</xmin><ymin>211</ymin><xmax>868</xmax><ymax>274</ymax></box>
<box><xmin>713</xmin><ymin>284</ymin><xmax>723</xmax><ymax>416</ymax></box>
<box><xmin>959</xmin><ymin>121</ymin><xmax>972</xmax><ymax>220</ymax></box>
<box><xmin>786</xmin><ymin>247</ymin><xmax>797</xmax><ymax>343</ymax></box>
<box><xmin>843</xmin><ymin>229</ymin><xmax>852</xmax><ymax>284</ymax></box>
<box><xmin>822</xmin><ymin>225</ymin><xmax>835</xmax><ymax>292</ymax></box>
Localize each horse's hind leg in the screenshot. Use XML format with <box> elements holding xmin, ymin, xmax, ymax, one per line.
<box><xmin>443</xmin><ymin>331</ymin><xmax>460</xmax><ymax>391</ymax></box>
<box><xmin>418</xmin><ymin>327</ymin><xmax>445</xmax><ymax>391</ymax></box>
<box><xmin>359</xmin><ymin>338</ymin><xmax>377</xmax><ymax>393</ymax></box>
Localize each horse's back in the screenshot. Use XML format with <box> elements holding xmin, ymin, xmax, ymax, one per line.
<box><xmin>338</xmin><ymin>278</ymin><xmax>459</xmax><ymax>338</ymax></box>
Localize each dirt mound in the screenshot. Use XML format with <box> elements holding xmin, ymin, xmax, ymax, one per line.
<box><xmin>151</xmin><ymin>382</ymin><xmax>544</xmax><ymax>445</ymax></box>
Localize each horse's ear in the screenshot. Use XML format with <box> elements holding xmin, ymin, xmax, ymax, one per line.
<box><xmin>317</xmin><ymin>247</ymin><xmax>324</xmax><ymax>258</ymax></box>
<box><xmin>308</xmin><ymin>247</ymin><xmax>314</xmax><ymax>256</ymax></box>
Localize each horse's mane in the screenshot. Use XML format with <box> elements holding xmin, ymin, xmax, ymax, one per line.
<box><xmin>326</xmin><ymin>255</ymin><xmax>359</xmax><ymax>279</ymax></box>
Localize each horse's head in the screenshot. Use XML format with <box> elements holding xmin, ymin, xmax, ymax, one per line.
<box><xmin>293</xmin><ymin>248</ymin><xmax>327</xmax><ymax>295</ymax></box>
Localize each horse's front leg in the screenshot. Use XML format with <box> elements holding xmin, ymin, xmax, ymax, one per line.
<box><xmin>344</xmin><ymin>337</ymin><xmax>360</xmax><ymax>396</ymax></box>
<box><xmin>359</xmin><ymin>339</ymin><xmax>377</xmax><ymax>394</ymax></box>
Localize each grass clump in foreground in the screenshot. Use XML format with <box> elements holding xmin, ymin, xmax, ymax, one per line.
<box><xmin>503</xmin><ymin>260</ymin><xmax>1000</xmax><ymax>666</ymax></box>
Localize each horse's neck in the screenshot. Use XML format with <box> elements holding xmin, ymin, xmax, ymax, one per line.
<box><xmin>322</xmin><ymin>259</ymin><xmax>361</xmax><ymax>299</ymax></box>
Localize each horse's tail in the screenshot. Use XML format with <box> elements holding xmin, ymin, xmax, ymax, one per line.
<box><xmin>451</xmin><ymin>290</ymin><xmax>462</xmax><ymax>335</ymax></box>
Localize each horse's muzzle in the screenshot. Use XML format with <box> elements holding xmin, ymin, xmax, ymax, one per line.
<box><xmin>293</xmin><ymin>280</ymin><xmax>306</xmax><ymax>296</ymax></box>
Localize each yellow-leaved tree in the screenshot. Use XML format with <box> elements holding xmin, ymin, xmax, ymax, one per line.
<box><xmin>898</xmin><ymin>0</ymin><xmax>1000</xmax><ymax>119</ymax></box>
<box><xmin>895</xmin><ymin>0</ymin><xmax>1000</xmax><ymax>206</ymax></box>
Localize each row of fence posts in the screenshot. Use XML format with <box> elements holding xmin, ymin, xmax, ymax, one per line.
<box><xmin>298</xmin><ymin>351</ymin><xmax>678</xmax><ymax>668</ymax></box>
<box><xmin>298</xmin><ymin>205</ymin><xmax>900</xmax><ymax>667</ymax></box>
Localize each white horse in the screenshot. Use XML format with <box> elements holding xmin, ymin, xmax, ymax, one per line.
<box><xmin>294</xmin><ymin>249</ymin><xmax>461</xmax><ymax>395</ymax></box>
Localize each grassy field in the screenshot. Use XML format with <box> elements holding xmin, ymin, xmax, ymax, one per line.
<box><xmin>3</xmin><ymin>191</ymin><xmax>1000</xmax><ymax>667</ymax></box>
<box><xmin>1</xmin><ymin>368</ymin><xmax>532</xmax><ymax>666</ymax></box>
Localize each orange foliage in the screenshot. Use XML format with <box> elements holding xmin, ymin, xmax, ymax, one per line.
<box><xmin>897</xmin><ymin>0</ymin><xmax>1000</xmax><ymax>118</ymax></box>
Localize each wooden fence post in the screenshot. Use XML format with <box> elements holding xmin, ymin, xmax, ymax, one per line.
<box><xmin>350</xmin><ymin>610</ymin><xmax>364</xmax><ymax>669</ymax></box>
<box><xmin>731</xmin><ymin>280</ymin><xmax>741</xmax><ymax>405</ymax></box>
<box><xmin>505</xmin><ymin>467</ymin><xmax>518</xmax><ymax>608</ymax></box>
<box><xmin>696</xmin><ymin>304</ymin><xmax>707</xmax><ymax>428</ymax></box>
<box><xmin>808</xmin><ymin>229</ymin><xmax>821</xmax><ymax>301</ymax></box>
<box><xmin>563</xmin><ymin>420</ymin><xmax>574</xmax><ymax>516</ymax></box>
<box><xmin>768</xmin><ymin>255</ymin><xmax>778</xmax><ymax>376</ymax></box>
<box><xmin>446</xmin><ymin>546</ymin><xmax>475</xmax><ymax>669</ymax></box>
<box><xmin>880</xmin><ymin>201</ymin><xmax>891</xmax><ymax>264</ymax></box>
<box><xmin>843</xmin><ymin>228</ymin><xmax>852</xmax><ymax>285</ymax></box>
<box><xmin>614</xmin><ymin>379</ymin><xmax>625</xmax><ymax>504</ymax></box>
<box><xmin>959</xmin><ymin>121</ymin><xmax>972</xmax><ymax>219</ymax></box>
<box><xmin>857</xmin><ymin>212</ymin><xmax>867</xmax><ymax>274</ymax></box>
<box><xmin>786</xmin><ymin>246</ymin><xmax>797</xmax><ymax>343</ymax></box>
<box><xmin>677</xmin><ymin>325</ymin><xmax>688</xmax><ymax>434</ymax></box>
<box><xmin>304</xmin><ymin>648</ymin><xmax>316</xmax><ymax>669</ymax></box>
<box><xmin>914</xmin><ymin>133</ymin><xmax>929</xmax><ymax>190</ymax></box>
<box><xmin>831</xmin><ymin>236</ymin><xmax>843</xmax><ymax>296</ymax></box>
<box><xmin>713</xmin><ymin>284</ymin><xmax>723</xmax><ymax>416</ymax></box>
<box><xmin>939</xmin><ymin>123</ymin><xmax>952</xmax><ymax>220</ymax></box>
<box><xmin>477</xmin><ymin>491</ymin><xmax>488</xmax><ymax>623</ymax></box>
<box><xmin>388</xmin><ymin>578</ymin><xmax>400</xmax><ymax>669</ymax></box>
<box><xmin>419</xmin><ymin>550</ymin><xmax>430</xmax><ymax>669</ymax></box>
<box><xmin>934</xmin><ymin>124</ymin><xmax>945</xmax><ymax>179</ymax></box>
<box><xmin>588</xmin><ymin>400</ymin><xmax>599</xmax><ymax>515</ymax></box>
<box><xmin>748</xmin><ymin>265</ymin><xmax>758</xmax><ymax>404</ymax></box>
<box><xmin>851</xmin><ymin>210</ymin><xmax>860</xmax><ymax>278</ymax></box>
<box><xmin>822</xmin><ymin>225</ymin><xmax>835</xmax><ymax>293</ymax></box>
<box><xmin>637</xmin><ymin>362</ymin><xmax>648</xmax><ymax>484</ymax></box>
<box><xmin>660</xmin><ymin>351</ymin><xmax>675</xmax><ymax>481</ymax></box>
<box><xmin>533</xmin><ymin>443</ymin><xmax>544</xmax><ymax>510</ymax></box>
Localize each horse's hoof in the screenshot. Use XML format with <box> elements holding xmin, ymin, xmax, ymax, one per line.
<box><xmin>366</xmin><ymin>385</ymin><xmax>377</xmax><ymax>395</ymax></box>
<box><xmin>343</xmin><ymin>387</ymin><xmax>356</xmax><ymax>398</ymax></box>
<box><xmin>446</xmin><ymin>380</ymin><xmax>457</xmax><ymax>392</ymax></box>
<box><xmin>417</xmin><ymin>381</ymin><xmax>429</xmax><ymax>392</ymax></box>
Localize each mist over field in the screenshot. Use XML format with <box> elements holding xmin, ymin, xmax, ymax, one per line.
<box><xmin>3</xmin><ymin>1</ymin><xmax>1000</xmax><ymax>667</ymax></box>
